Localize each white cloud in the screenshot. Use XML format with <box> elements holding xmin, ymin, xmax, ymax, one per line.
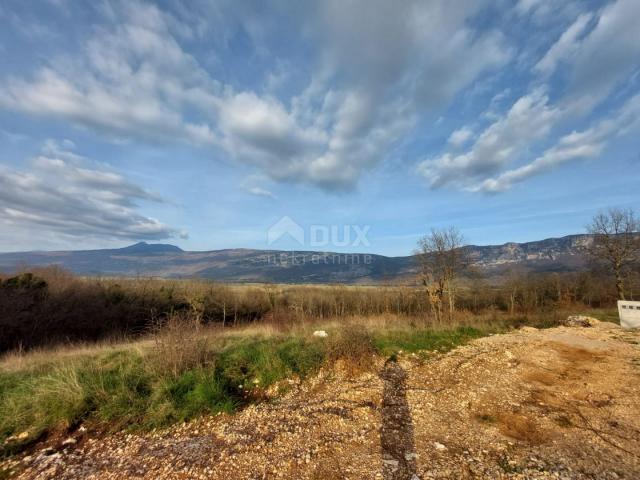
<box><xmin>0</xmin><ymin>0</ymin><xmax>511</xmax><ymax>191</ymax></box>
<box><xmin>0</xmin><ymin>143</ymin><xmax>181</xmax><ymax>241</ymax></box>
<box><xmin>564</xmin><ymin>0</ymin><xmax>640</xmax><ymax>109</ymax></box>
<box><xmin>0</xmin><ymin>1</ymin><xmax>220</xmax><ymax>146</ymax></box>
<box><xmin>529</xmin><ymin>0</ymin><xmax>640</xmax><ymax>108</ymax></box>
<box><xmin>0</xmin><ymin>129</ymin><xmax>28</xmax><ymax>143</ymax></box>
<box><xmin>515</xmin><ymin>0</ymin><xmax>542</xmax><ymax>15</ymax></box>
<box><xmin>472</xmin><ymin>94</ymin><xmax>640</xmax><ymax>192</ymax></box>
<box><xmin>514</xmin><ymin>0</ymin><xmax>582</xmax><ymax>23</ymax></box>
<box><xmin>447</xmin><ymin>127</ymin><xmax>474</xmax><ymax>148</ymax></box>
<box><xmin>473</xmin><ymin>138</ymin><xmax>603</xmax><ymax>193</ymax></box>
<box><xmin>240</xmin><ymin>175</ymin><xmax>277</xmax><ymax>199</ymax></box>
<box><xmin>418</xmin><ymin>89</ymin><xmax>562</xmax><ymax>187</ymax></box>
<box><xmin>245</xmin><ymin>187</ymin><xmax>276</xmax><ymax>199</ymax></box>
<box><xmin>420</xmin><ymin>0</ymin><xmax>640</xmax><ymax>194</ymax></box>
<box><xmin>268</xmin><ymin>0</ymin><xmax>512</xmax><ymax>189</ymax></box>
<box><xmin>0</xmin><ymin>5</ymin><xmax>59</xmax><ymax>40</ymax></box>
<box><xmin>8</xmin><ymin>0</ymin><xmax>636</xmax><ymax>196</ymax></box>
<box><xmin>534</xmin><ymin>12</ymin><xmax>593</xmax><ymax>76</ymax></box>
<box><xmin>439</xmin><ymin>0</ymin><xmax>640</xmax><ymax>194</ymax></box>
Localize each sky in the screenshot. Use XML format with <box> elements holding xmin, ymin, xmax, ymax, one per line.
<box><xmin>0</xmin><ymin>0</ymin><xmax>639</xmax><ymax>256</ymax></box>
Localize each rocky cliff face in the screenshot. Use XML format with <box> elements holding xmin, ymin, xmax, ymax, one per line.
<box><xmin>468</xmin><ymin>234</ymin><xmax>591</xmax><ymax>271</ymax></box>
<box><xmin>0</xmin><ymin>234</ymin><xmax>594</xmax><ymax>283</ymax></box>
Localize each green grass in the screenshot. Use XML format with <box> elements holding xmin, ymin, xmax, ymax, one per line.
<box><xmin>0</xmin><ymin>323</ymin><xmax>515</xmax><ymax>456</ymax></box>
<box><xmin>587</xmin><ymin>308</ymin><xmax>620</xmax><ymax>324</ymax></box>
<box><xmin>214</xmin><ymin>337</ymin><xmax>325</xmax><ymax>392</ymax></box>
<box><xmin>0</xmin><ymin>335</ymin><xmax>332</xmax><ymax>455</ymax></box>
<box><xmin>372</xmin><ymin>326</ymin><xmax>485</xmax><ymax>356</ymax></box>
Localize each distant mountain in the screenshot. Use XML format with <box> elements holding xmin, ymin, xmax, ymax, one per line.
<box><xmin>0</xmin><ymin>234</ymin><xmax>593</xmax><ymax>284</ymax></box>
<box><xmin>117</xmin><ymin>242</ymin><xmax>183</xmax><ymax>254</ymax></box>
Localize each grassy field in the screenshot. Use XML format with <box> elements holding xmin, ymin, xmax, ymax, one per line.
<box><xmin>0</xmin><ymin>310</ymin><xmax>578</xmax><ymax>457</ymax></box>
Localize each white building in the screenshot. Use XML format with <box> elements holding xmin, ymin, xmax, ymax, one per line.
<box><xmin>618</xmin><ymin>301</ymin><xmax>640</xmax><ymax>329</ymax></box>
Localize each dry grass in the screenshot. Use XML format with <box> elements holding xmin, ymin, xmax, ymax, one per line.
<box><xmin>497</xmin><ymin>412</ymin><xmax>548</xmax><ymax>444</ymax></box>
<box><xmin>0</xmin><ymin>308</ymin><xmax>561</xmax><ymax>374</ymax></box>
<box><xmin>0</xmin><ymin>340</ymin><xmax>144</xmax><ymax>374</ymax></box>
<box><xmin>148</xmin><ymin>313</ymin><xmax>213</xmax><ymax>378</ymax></box>
<box><xmin>324</xmin><ymin>325</ymin><xmax>377</xmax><ymax>375</ymax></box>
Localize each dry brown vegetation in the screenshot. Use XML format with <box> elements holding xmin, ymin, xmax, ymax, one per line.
<box><xmin>0</xmin><ymin>264</ymin><xmax>629</xmax><ymax>353</ymax></box>
<box><xmin>148</xmin><ymin>313</ymin><xmax>213</xmax><ymax>378</ymax></box>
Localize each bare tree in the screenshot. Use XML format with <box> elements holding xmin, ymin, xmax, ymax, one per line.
<box><xmin>586</xmin><ymin>208</ymin><xmax>640</xmax><ymax>300</ymax></box>
<box><xmin>504</xmin><ymin>266</ymin><xmax>525</xmax><ymax>316</ymax></box>
<box><xmin>416</xmin><ymin>227</ymin><xmax>468</xmax><ymax>321</ymax></box>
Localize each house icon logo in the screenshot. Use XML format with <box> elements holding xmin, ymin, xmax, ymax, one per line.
<box><xmin>267</xmin><ymin>216</ymin><xmax>305</xmax><ymax>246</ymax></box>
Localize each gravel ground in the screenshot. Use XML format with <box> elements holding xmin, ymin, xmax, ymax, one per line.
<box><xmin>3</xmin><ymin>320</ymin><xmax>639</xmax><ymax>479</ymax></box>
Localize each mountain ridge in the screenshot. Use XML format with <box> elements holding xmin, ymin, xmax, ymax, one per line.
<box><xmin>0</xmin><ymin>234</ymin><xmax>592</xmax><ymax>283</ymax></box>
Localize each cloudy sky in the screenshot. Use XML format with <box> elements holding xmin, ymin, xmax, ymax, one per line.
<box><xmin>1</xmin><ymin>0</ymin><xmax>639</xmax><ymax>255</ymax></box>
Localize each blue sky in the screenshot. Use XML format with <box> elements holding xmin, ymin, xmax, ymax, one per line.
<box><xmin>0</xmin><ymin>0</ymin><xmax>639</xmax><ymax>255</ymax></box>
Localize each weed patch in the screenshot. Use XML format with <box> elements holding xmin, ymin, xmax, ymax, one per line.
<box><xmin>373</xmin><ymin>326</ymin><xmax>485</xmax><ymax>356</ymax></box>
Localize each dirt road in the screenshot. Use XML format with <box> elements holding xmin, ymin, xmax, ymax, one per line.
<box><xmin>6</xmin><ymin>321</ymin><xmax>640</xmax><ymax>479</ymax></box>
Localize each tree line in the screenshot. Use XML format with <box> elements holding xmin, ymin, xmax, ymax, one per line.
<box><xmin>0</xmin><ymin>207</ymin><xmax>637</xmax><ymax>352</ymax></box>
<box><xmin>416</xmin><ymin>207</ymin><xmax>640</xmax><ymax>320</ymax></box>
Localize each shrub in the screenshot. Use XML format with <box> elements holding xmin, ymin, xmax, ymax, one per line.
<box><xmin>1</xmin><ymin>273</ymin><xmax>47</xmax><ymax>290</ymax></box>
<box><xmin>148</xmin><ymin>313</ymin><xmax>212</xmax><ymax>378</ymax></box>
<box><xmin>325</xmin><ymin>325</ymin><xmax>376</xmax><ymax>373</ymax></box>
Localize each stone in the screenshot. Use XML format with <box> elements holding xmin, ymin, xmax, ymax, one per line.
<box><xmin>564</xmin><ymin>315</ymin><xmax>599</xmax><ymax>327</ymax></box>
<box><xmin>312</xmin><ymin>330</ymin><xmax>328</xmax><ymax>338</ymax></box>
<box><xmin>519</xmin><ymin>326</ymin><xmax>539</xmax><ymax>333</ymax></box>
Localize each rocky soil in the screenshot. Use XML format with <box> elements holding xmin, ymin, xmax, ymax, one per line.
<box><xmin>3</xmin><ymin>320</ymin><xmax>639</xmax><ymax>479</ymax></box>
